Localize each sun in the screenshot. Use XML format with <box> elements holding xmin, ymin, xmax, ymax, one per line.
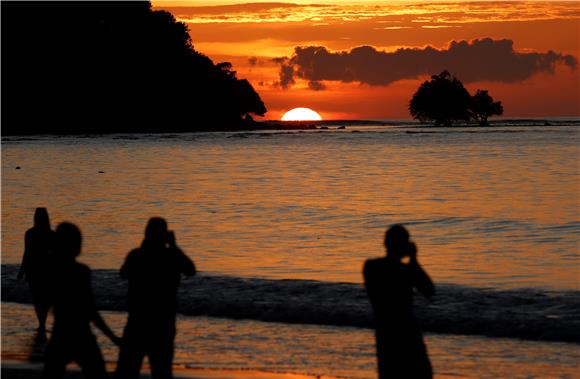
<box><xmin>281</xmin><ymin>107</ymin><xmax>322</xmax><ymax>121</ymax></box>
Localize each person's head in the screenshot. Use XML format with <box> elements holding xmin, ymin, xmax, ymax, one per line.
<box><xmin>143</xmin><ymin>217</ymin><xmax>169</xmax><ymax>246</ymax></box>
<box><xmin>55</xmin><ymin>222</ymin><xmax>82</xmax><ymax>261</ymax></box>
<box><xmin>33</xmin><ymin>207</ymin><xmax>50</xmax><ymax>230</ymax></box>
<box><xmin>384</xmin><ymin>224</ymin><xmax>410</xmax><ymax>258</ymax></box>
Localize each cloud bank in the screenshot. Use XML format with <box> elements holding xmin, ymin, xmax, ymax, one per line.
<box><xmin>275</xmin><ymin>38</ymin><xmax>578</xmax><ymax>89</ymax></box>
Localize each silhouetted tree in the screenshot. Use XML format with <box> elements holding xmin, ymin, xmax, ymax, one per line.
<box><xmin>2</xmin><ymin>2</ymin><xmax>267</xmax><ymax>135</ymax></box>
<box><xmin>471</xmin><ymin>89</ymin><xmax>503</xmax><ymax>126</ymax></box>
<box><xmin>409</xmin><ymin>71</ymin><xmax>472</xmax><ymax>126</ymax></box>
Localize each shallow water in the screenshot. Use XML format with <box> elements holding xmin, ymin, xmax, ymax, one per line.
<box><xmin>2</xmin><ymin>124</ymin><xmax>579</xmax><ymax>289</ymax></box>
<box><xmin>2</xmin><ymin>303</ymin><xmax>579</xmax><ymax>378</ymax></box>
<box><xmin>3</xmin><ymin>264</ymin><xmax>578</xmax><ymax>342</ymax></box>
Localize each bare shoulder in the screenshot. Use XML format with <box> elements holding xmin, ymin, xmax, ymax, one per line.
<box><xmin>74</xmin><ymin>262</ymin><xmax>91</xmax><ymax>277</ymax></box>
<box><xmin>126</xmin><ymin>248</ymin><xmax>141</xmax><ymax>259</ymax></box>
<box><xmin>363</xmin><ymin>257</ymin><xmax>386</xmax><ymax>275</ymax></box>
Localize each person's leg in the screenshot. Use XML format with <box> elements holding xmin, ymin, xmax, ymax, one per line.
<box><xmin>33</xmin><ymin>303</ymin><xmax>49</xmax><ymax>332</ymax></box>
<box><xmin>75</xmin><ymin>336</ymin><xmax>109</xmax><ymax>379</ymax></box>
<box><xmin>42</xmin><ymin>339</ymin><xmax>68</xmax><ymax>379</ymax></box>
<box><xmin>114</xmin><ymin>336</ymin><xmax>145</xmax><ymax>379</ymax></box>
<box><xmin>29</xmin><ymin>281</ymin><xmax>49</xmax><ymax>333</ymax></box>
<box><xmin>375</xmin><ymin>334</ymin><xmax>387</xmax><ymax>379</ymax></box>
<box><xmin>412</xmin><ymin>339</ymin><xmax>433</xmax><ymax>379</ymax></box>
<box><xmin>148</xmin><ymin>338</ymin><xmax>174</xmax><ymax>379</ymax></box>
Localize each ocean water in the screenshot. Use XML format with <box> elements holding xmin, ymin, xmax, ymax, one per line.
<box><xmin>2</xmin><ymin>122</ymin><xmax>578</xmax><ymax>288</ymax></box>
<box><xmin>2</xmin><ymin>121</ymin><xmax>580</xmax><ymax>376</ymax></box>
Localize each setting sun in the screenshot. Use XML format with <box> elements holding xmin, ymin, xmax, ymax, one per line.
<box><xmin>281</xmin><ymin>107</ymin><xmax>322</xmax><ymax>121</ymax></box>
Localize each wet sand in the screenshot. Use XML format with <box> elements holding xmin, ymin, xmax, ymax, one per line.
<box><xmin>1</xmin><ymin>360</ymin><xmax>337</xmax><ymax>379</ymax></box>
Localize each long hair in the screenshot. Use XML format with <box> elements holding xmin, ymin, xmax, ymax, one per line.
<box><xmin>34</xmin><ymin>207</ymin><xmax>51</xmax><ymax>230</ymax></box>
<box><xmin>142</xmin><ymin>217</ymin><xmax>168</xmax><ymax>249</ymax></box>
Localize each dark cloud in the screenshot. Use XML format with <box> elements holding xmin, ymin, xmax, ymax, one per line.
<box><xmin>307</xmin><ymin>80</ymin><xmax>326</xmax><ymax>91</ymax></box>
<box><xmin>272</xmin><ymin>57</ymin><xmax>295</xmax><ymax>89</ymax></box>
<box><xmin>277</xmin><ymin>38</ymin><xmax>578</xmax><ymax>89</ymax></box>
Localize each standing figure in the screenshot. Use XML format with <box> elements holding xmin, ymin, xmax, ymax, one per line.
<box><xmin>363</xmin><ymin>225</ymin><xmax>435</xmax><ymax>379</ymax></box>
<box><xmin>115</xmin><ymin>217</ymin><xmax>196</xmax><ymax>379</ymax></box>
<box><xmin>42</xmin><ymin>222</ymin><xmax>121</xmax><ymax>379</ymax></box>
<box><xmin>17</xmin><ymin>207</ymin><xmax>56</xmax><ymax>336</ymax></box>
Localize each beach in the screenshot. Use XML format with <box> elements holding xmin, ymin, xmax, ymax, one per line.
<box><xmin>3</xmin><ymin>283</ymin><xmax>579</xmax><ymax>378</ymax></box>
<box><xmin>2</xmin><ymin>362</ymin><xmax>336</xmax><ymax>379</ymax></box>
<box><xmin>1</xmin><ymin>361</ymin><xmax>332</xmax><ymax>379</ymax></box>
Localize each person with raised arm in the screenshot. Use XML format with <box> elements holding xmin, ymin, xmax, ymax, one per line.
<box><xmin>363</xmin><ymin>224</ymin><xmax>435</xmax><ymax>379</ymax></box>
<box><xmin>115</xmin><ymin>217</ymin><xmax>196</xmax><ymax>379</ymax></box>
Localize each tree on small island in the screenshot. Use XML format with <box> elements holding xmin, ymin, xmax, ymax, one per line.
<box><xmin>409</xmin><ymin>71</ymin><xmax>472</xmax><ymax>127</ymax></box>
<box><xmin>409</xmin><ymin>71</ymin><xmax>504</xmax><ymax>126</ymax></box>
<box><xmin>471</xmin><ymin>90</ymin><xmax>504</xmax><ymax>126</ymax></box>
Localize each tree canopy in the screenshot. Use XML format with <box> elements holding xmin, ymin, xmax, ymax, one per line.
<box><xmin>409</xmin><ymin>71</ymin><xmax>472</xmax><ymax>127</ymax></box>
<box><xmin>2</xmin><ymin>2</ymin><xmax>267</xmax><ymax>135</ymax></box>
<box><xmin>409</xmin><ymin>71</ymin><xmax>503</xmax><ymax>126</ymax></box>
<box><xmin>471</xmin><ymin>90</ymin><xmax>503</xmax><ymax>126</ymax></box>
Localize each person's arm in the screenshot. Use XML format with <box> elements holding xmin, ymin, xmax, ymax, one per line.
<box><xmin>363</xmin><ymin>260</ymin><xmax>378</xmax><ymax>307</ymax></box>
<box><xmin>169</xmin><ymin>232</ymin><xmax>196</xmax><ymax>276</ymax></box>
<box><xmin>85</xmin><ymin>269</ymin><xmax>122</xmax><ymax>345</ymax></box>
<box><xmin>120</xmin><ymin>251</ymin><xmax>134</xmax><ymax>280</ymax></box>
<box><xmin>177</xmin><ymin>248</ymin><xmax>196</xmax><ymax>276</ymax></box>
<box><xmin>17</xmin><ymin>231</ymin><xmax>31</xmax><ymax>280</ymax></box>
<box><xmin>92</xmin><ymin>311</ymin><xmax>122</xmax><ymax>345</ymax></box>
<box><xmin>408</xmin><ymin>243</ymin><xmax>435</xmax><ymax>299</ymax></box>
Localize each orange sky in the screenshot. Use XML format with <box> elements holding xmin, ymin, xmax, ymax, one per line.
<box><xmin>154</xmin><ymin>1</ymin><xmax>580</xmax><ymax>120</ymax></box>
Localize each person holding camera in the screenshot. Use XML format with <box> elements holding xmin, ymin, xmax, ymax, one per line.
<box><xmin>115</xmin><ymin>217</ymin><xmax>196</xmax><ymax>379</ymax></box>
<box><xmin>363</xmin><ymin>224</ymin><xmax>435</xmax><ymax>379</ymax></box>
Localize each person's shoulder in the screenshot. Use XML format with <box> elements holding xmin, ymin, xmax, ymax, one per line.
<box><xmin>170</xmin><ymin>245</ymin><xmax>187</xmax><ymax>257</ymax></box>
<box><xmin>363</xmin><ymin>257</ymin><xmax>388</xmax><ymax>275</ymax></box>
<box><xmin>126</xmin><ymin>247</ymin><xmax>143</xmax><ymax>259</ymax></box>
<box><xmin>73</xmin><ymin>262</ymin><xmax>91</xmax><ymax>276</ymax></box>
<box><xmin>364</xmin><ymin>257</ymin><xmax>386</xmax><ymax>268</ymax></box>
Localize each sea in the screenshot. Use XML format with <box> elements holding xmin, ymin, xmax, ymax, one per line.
<box><xmin>2</xmin><ymin>119</ymin><xmax>579</xmax><ymax>378</ymax></box>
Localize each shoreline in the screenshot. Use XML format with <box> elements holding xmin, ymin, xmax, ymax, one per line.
<box><xmin>0</xmin><ymin>359</ymin><xmax>338</xmax><ymax>379</ymax></box>
<box><xmin>3</xmin><ymin>118</ymin><xmax>578</xmax><ymax>137</ymax></box>
<box><xmin>1</xmin><ymin>358</ymin><xmax>466</xmax><ymax>379</ymax></box>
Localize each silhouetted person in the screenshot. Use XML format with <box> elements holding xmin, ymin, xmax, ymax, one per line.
<box><xmin>363</xmin><ymin>225</ymin><xmax>435</xmax><ymax>379</ymax></box>
<box><xmin>115</xmin><ymin>218</ymin><xmax>196</xmax><ymax>379</ymax></box>
<box><xmin>42</xmin><ymin>222</ymin><xmax>121</xmax><ymax>379</ymax></box>
<box><xmin>17</xmin><ymin>207</ymin><xmax>56</xmax><ymax>337</ymax></box>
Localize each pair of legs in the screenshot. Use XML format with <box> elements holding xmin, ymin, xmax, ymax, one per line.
<box><xmin>375</xmin><ymin>329</ymin><xmax>432</xmax><ymax>379</ymax></box>
<box><xmin>42</xmin><ymin>334</ymin><xmax>108</xmax><ymax>379</ymax></box>
<box><xmin>29</xmin><ymin>280</ymin><xmax>50</xmax><ymax>334</ymax></box>
<box><xmin>115</xmin><ymin>327</ymin><xmax>175</xmax><ymax>379</ymax></box>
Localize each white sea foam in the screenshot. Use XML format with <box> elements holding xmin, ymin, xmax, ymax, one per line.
<box><xmin>3</xmin><ymin>264</ymin><xmax>578</xmax><ymax>343</ymax></box>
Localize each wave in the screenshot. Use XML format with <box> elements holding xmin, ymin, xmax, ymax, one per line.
<box><xmin>2</xmin><ymin>264</ymin><xmax>578</xmax><ymax>343</ymax></box>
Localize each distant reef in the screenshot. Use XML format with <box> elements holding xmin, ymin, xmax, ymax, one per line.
<box><xmin>2</xmin><ymin>1</ymin><xmax>267</xmax><ymax>135</ymax></box>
